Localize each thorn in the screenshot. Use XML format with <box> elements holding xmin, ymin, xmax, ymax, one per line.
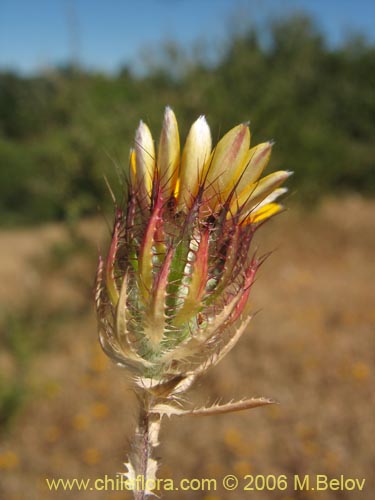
<box><xmin>103</xmin><ymin>174</ymin><xmax>117</xmax><ymax>205</ymax></box>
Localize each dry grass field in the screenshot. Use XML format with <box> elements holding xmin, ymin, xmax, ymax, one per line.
<box><xmin>0</xmin><ymin>197</ymin><xmax>374</xmax><ymax>500</ymax></box>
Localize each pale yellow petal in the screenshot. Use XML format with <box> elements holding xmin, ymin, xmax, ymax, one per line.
<box><xmin>235</xmin><ymin>170</ymin><xmax>292</xmax><ymax>216</ymax></box>
<box><xmin>177</xmin><ymin>115</ymin><xmax>212</xmax><ymax>210</ymax></box>
<box><xmin>204</xmin><ymin>123</ymin><xmax>250</xmax><ymax>204</ymax></box>
<box><xmin>235</xmin><ymin>142</ymin><xmax>273</xmax><ymax>193</ymax></box>
<box><xmin>158</xmin><ymin>107</ymin><xmax>180</xmax><ymax>196</ymax></box>
<box><xmin>135</xmin><ymin>121</ymin><xmax>155</xmax><ymax>197</ymax></box>
<box><xmin>255</xmin><ymin>187</ymin><xmax>288</xmax><ymax>209</ymax></box>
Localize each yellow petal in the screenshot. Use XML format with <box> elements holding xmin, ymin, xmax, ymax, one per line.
<box><xmin>244</xmin><ymin>202</ymin><xmax>284</xmax><ymax>224</ymax></box>
<box><xmin>235</xmin><ymin>142</ymin><xmax>273</xmax><ymax>193</ymax></box>
<box><xmin>158</xmin><ymin>107</ymin><xmax>180</xmax><ymax>196</ymax></box>
<box><xmin>129</xmin><ymin>148</ymin><xmax>136</xmax><ymax>185</ymax></box>
<box><xmin>236</xmin><ymin>170</ymin><xmax>292</xmax><ymax>216</ymax></box>
<box><xmin>254</xmin><ymin>187</ymin><xmax>288</xmax><ymax>210</ymax></box>
<box><xmin>177</xmin><ymin>115</ymin><xmax>212</xmax><ymax>210</ymax></box>
<box><xmin>204</xmin><ymin>123</ymin><xmax>250</xmax><ymax>205</ymax></box>
<box><xmin>135</xmin><ymin>121</ymin><xmax>155</xmax><ymax>198</ymax></box>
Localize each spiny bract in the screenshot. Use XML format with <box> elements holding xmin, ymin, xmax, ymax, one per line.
<box><xmin>95</xmin><ymin>107</ymin><xmax>291</xmax><ymax>396</ymax></box>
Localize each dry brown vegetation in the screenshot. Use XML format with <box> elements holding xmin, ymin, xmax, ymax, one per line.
<box><xmin>0</xmin><ymin>197</ymin><xmax>374</xmax><ymax>499</ymax></box>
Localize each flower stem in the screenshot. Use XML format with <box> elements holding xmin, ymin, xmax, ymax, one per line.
<box><xmin>134</xmin><ymin>401</ymin><xmax>151</xmax><ymax>500</ymax></box>
<box><xmin>130</xmin><ymin>392</ymin><xmax>161</xmax><ymax>500</ymax></box>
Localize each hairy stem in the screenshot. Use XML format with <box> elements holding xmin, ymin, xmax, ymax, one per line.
<box><xmin>134</xmin><ymin>401</ymin><xmax>151</xmax><ymax>500</ymax></box>
<box><xmin>129</xmin><ymin>392</ymin><xmax>161</xmax><ymax>500</ymax></box>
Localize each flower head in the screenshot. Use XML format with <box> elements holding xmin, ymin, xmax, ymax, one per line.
<box><xmin>95</xmin><ymin>107</ymin><xmax>290</xmax><ymax>396</ymax></box>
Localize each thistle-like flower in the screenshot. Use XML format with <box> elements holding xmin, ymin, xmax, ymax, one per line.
<box><xmin>95</xmin><ymin>107</ymin><xmax>290</xmax><ymax>498</ymax></box>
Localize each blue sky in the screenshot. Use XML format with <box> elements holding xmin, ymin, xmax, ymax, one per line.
<box><xmin>0</xmin><ymin>0</ymin><xmax>374</xmax><ymax>74</ymax></box>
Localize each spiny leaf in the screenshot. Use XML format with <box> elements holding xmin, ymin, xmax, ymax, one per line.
<box><xmin>105</xmin><ymin>209</ymin><xmax>122</xmax><ymax>306</ymax></box>
<box><xmin>138</xmin><ymin>193</ymin><xmax>164</xmax><ymax>301</ymax></box>
<box><xmin>172</xmin><ymin>229</ymin><xmax>209</xmax><ymax>325</ymax></box>
<box><xmin>115</xmin><ymin>272</ymin><xmax>153</xmax><ymax>366</ymax></box>
<box><xmin>143</xmin><ymin>247</ymin><xmax>174</xmax><ymax>347</ymax></box>
<box><xmin>150</xmin><ymin>397</ymin><xmax>277</xmax><ymax>418</ymax></box>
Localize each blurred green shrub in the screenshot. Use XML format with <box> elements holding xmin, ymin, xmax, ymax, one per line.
<box><xmin>0</xmin><ymin>304</ymin><xmax>81</xmax><ymax>431</ymax></box>
<box><xmin>0</xmin><ymin>307</ymin><xmax>49</xmax><ymax>431</ymax></box>
<box><xmin>0</xmin><ymin>14</ymin><xmax>374</xmax><ymax>226</ymax></box>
